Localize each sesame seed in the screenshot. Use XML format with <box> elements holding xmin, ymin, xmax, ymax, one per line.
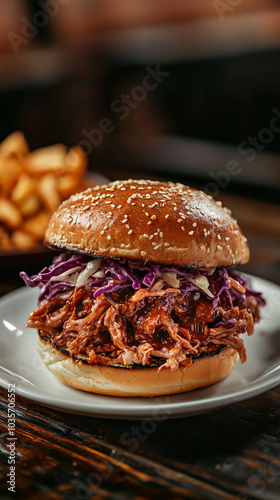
<box><xmin>159</xmin><ymin>232</ymin><xmax>163</xmax><ymax>237</ymax></box>
<box><xmin>164</xmin><ymin>242</ymin><xmax>170</xmax><ymax>247</ymax></box>
<box><xmin>216</xmin><ymin>201</ymin><xmax>222</xmax><ymax>206</ymax></box>
<box><xmin>151</xmin><ymin>215</ymin><xmax>157</xmax><ymax>220</ymax></box>
<box><xmin>152</xmin><ymin>242</ymin><xmax>157</xmax><ymax>246</ymax></box>
<box><xmin>189</xmin><ymin>231</ymin><xmax>194</xmax><ymax>235</ymax></box>
<box><xmin>165</xmin><ymin>214</ymin><xmax>170</xmax><ymax>219</ymax></box>
<box><xmin>143</xmin><ymin>234</ymin><xmax>149</xmax><ymax>238</ymax></box>
<box><xmin>200</xmin><ymin>245</ymin><xmax>205</xmax><ymax>250</ymax></box>
<box><xmin>178</xmin><ymin>218</ymin><xmax>183</xmax><ymax>223</ymax></box>
<box><xmin>141</xmin><ymin>251</ymin><xmax>146</xmax><ymax>257</ymax></box>
<box><xmin>147</xmin><ymin>221</ymin><xmax>152</xmax><ymax>225</ymax></box>
<box><xmin>224</xmin><ymin>207</ymin><xmax>232</xmax><ymax>215</ymax></box>
<box><xmin>145</xmin><ymin>212</ymin><xmax>149</xmax><ymax>217</ymax></box>
<box><xmin>225</xmin><ymin>236</ymin><xmax>230</xmax><ymax>241</ymax></box>
<box><xmin>217</xmin><ymin>234</ymin><xmax>221</xmax><ymax>240</ymax></box>
<box><xmin>217</xmin><ymin>245</ymin><xmax>222</xmax><ymax>250</ymax></box>
<box><xmin>107</xmin><ymin>235</ymin><xmax>111</xmax><ymax>240</ymax></box>
<box><xmin>128</xmin><ymin>229</ymin><xmax>133</xmax><ymax>235</ymax></box>
<box><xmin>193</xmin><ymin>222</ymin><xmax>197</xmax><ymax>227</ymax></box>
<box><xmin>181</xmin><ymin>226</ymin><xmax>185</xmax><ymax>231</ymax></box>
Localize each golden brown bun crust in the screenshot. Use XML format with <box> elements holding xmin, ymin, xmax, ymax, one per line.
<box><xmin>37</xmin><ymin>335</ymin><xmax>238</xmax><ymax>397</ymax></box>
<box><xmin>44</xmin><ymin>179</ymin><xmax>249</xmax><ymax>267</ymax></box>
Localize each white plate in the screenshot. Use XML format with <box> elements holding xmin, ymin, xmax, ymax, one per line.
<box><xmin>0</xmin><ymin>276</ymin><xmax>280</xmax><ymax>419</ymax></box>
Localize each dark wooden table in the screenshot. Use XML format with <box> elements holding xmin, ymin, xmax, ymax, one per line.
<box><xmin>0</xmin><ymin>191</ymin><xmax>280</xmax><ymax>500</ymax></box>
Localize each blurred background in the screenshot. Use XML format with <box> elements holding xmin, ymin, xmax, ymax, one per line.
<box><xmin>0</xmin><ymin>0</ymin><xmax>280</xmax><ymax>283</ymax></box>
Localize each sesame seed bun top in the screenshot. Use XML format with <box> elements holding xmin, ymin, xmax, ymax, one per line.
<box><xmin>44</xmin><ymin>179</ymin><xmax>249</xmax><ymax>268</ymax></box>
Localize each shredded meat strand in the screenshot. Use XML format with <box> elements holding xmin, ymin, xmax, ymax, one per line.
<box><xmin>27</xmin><ymin>280</ymin><xmax>263</xmax><ymax>371</ymax></box>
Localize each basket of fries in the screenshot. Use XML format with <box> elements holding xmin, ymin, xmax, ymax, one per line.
<box><xmin>0</xmin><ymin>132</ymin><xmax>91</xmax><ymax>254</ymax></box>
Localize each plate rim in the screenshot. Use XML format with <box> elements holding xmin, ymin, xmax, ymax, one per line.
<box><xmin>0</xmin><ymin>275</ymin><xmax>280</xmax><ymax>418</ymax></box>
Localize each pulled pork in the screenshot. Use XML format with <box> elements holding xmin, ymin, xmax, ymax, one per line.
<box><xmin>28</xmin><ymin>279</ymin><xmax>262</xmax><ymax>371</ymax></box>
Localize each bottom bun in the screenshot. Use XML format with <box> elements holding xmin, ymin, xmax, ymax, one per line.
<box><xmin>37</xmin><ymin>335</ymin><xmax>238</xmax><ymax>397</ymax></box>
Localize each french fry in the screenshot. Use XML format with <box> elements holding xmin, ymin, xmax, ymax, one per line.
<box><xmin>38</xmin><ymin>174</ymin><xmax>61</xmax><ymax>213</ymax></box>
<box><xmin>11</xmin><ymin>230</ymin><xmax>36</xmax><ymax>250</ymax></box>
<box><xmin>0</xmin><ymin>198</ymin><xmax>22</xmax><ymax>229</ymax></box>
<box><xmin>24</xmin><ymin>144</ymin><xmax>67</xmax><ymax>176</ymax></box>
<box><xmin>11</xmin><ymin>174</ymin><xmax>37</xmax><ymax>205</ymax></box>
<box><xmin>0</xmin><ymin>226</ymin><xmax>11</xmax><ymax>249</ymax></box>
<box><xmin>65</xmin><ymin>146</ymin><xmax>87</xmax><ymax>177</ymax></box>
<box><xmin>0</xmin><ymin>157</ymin><xmax>22</xmax><ymax>196</ymax></box>
<box><xmin>22</xmin><ymin>211</ymin><xmax>50</xmax><ymax>241</ymax></box>
<box><xmin>18</xmin><ymin>194</ymin><xmax>41</xmax><ymax>218</ymax></box>
<box><xmin>0</xmin><ymin>132</ymin><xmax>89</xmax><ymax>251</ymax></box>
<box><xmin>0</xmin><ymin>131</ymin><xmax>29</xmax><ymax>158</ymax></box>
<box><xmin>57</xmin><ymin>173</ymin><xmax>81</xmax><ymax>198</ymax></box>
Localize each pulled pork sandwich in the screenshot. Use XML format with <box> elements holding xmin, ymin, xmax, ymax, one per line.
<box><xmin>21</xmin><ymin>179</ymin><xmax>265</xmax><ymax>396</ymax></box>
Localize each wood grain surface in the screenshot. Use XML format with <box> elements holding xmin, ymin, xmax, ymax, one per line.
<box><xmin>0</xmin><ymin>386</ymin><xmax>280</xmax><ymax>499</ymax></box>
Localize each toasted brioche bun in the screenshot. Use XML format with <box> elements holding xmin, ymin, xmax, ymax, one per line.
<box><xmin>41</xmin><ymin>180</ymin><xmax>246</xmax><ymax>396</ymax></box>
<box><xmin>44</xmin><ymin>179</ymin><xmax>249</xmax><ymax>268</ymax></box>
<box><xmin>37</xmin><ymin>335</ymin><xmax>238</xmax><ymax>397</ymax></box>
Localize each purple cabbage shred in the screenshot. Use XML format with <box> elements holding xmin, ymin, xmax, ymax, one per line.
<box><xmin>20</xmin><ymin>252</ymin><xmax>266</xmax><ymax>308</ymax></box>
